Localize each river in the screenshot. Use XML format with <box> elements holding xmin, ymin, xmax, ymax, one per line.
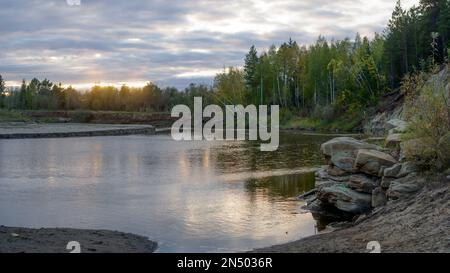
<box><xmin>0</xmin><ymin>131</ymin><xmax>335</xmax><ymax>252</ymax></box>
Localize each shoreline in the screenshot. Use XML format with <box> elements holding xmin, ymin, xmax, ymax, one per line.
<box><xmin>253</xmin><ymin>178</ymin><xmax>449</xmax><ymax>253</ymax></box>
<box><xmin>0</xmin><ymin>123</ymin><xmax>155</xmax><ymax>139</ymax></box>
<box><xmin>0</xmin><ymin>226</ymin><xmax>157</xmax><ymax>253</ymax></box>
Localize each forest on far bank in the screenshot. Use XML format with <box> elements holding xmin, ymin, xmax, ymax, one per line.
<box><xmin>0</xmin><ymin>0</ymin><xmax>449</xmax><ymax>128</ymax></box>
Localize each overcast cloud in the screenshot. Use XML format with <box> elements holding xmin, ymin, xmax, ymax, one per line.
<box><xmin>0</xmin><ymin>0</ymin><xmax>419</xmax><ymax>89</ymax></box>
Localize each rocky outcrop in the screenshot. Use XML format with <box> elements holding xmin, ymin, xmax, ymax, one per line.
<box><xmin>363</xmin><ymin>90</ymin><xmax>406</xmax><ymax>136</ymax></box>
<box><xmin>305</xmin><ymin>137</ymin><xmax>421</xmax><ymax>221</ymax></box>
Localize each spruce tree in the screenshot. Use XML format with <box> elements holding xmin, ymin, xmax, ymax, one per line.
<box><xmin>243</xmin><ymin>45</ymin><xmax>259</xmax><ymax>97</ymax></box>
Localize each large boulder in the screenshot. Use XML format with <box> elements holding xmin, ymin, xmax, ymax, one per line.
<box><xmin>331</xmin><ymin>152</ymin><xmax>357</xmax><ymax>172</ymax></box>
<box><xmin>383</xmin><ymin>163</ymin><xmax>402</xmax><ymax>178</ymax></box>
<box><xmin>383</xmin><ymin>162</ymin><xmax>417</xmax><ymax>178</ymax></box>
<box><xmin>348</xmin><ymin>174</ymin><xmax>380</xmax><ymax>193</ymax></box>
<box><xmin>354</xmin><ymin>149</ymin><xmax>397</xmax><ymax>176</ymax></box>
<box><xmin>317</xmin><ymin>184</ymin><xmax>372</xmax><ymax>214</ymax></box>
<box><xmin>320</xmin><ymin>137</ymin><xmax>379</xmax><ymax>172</ymax></box>
<box><xmin>386</xmin><ymin>174</ymin><xmax>423</xmax><ymax>200</ymax></box>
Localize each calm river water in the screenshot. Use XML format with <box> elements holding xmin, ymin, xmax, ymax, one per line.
<box><xmin>0</xmin><ymin>132</ymin><xmax>334</xmax><ymax>252</ymax></box>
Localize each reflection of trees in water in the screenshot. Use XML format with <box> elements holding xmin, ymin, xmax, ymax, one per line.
<box><xmin>244</xmin><ymin>172</ymin><xmax>315</xmax><ymax>200</ymax></box>
<box><xmin>211</xmin><ymin>133</ymin><xmax>332</xmax><ymax>173</ymax></box>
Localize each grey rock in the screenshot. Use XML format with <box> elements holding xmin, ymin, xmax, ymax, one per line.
<box><xmin>372</xmin><ymin>187</ymin><xmax>387</xmax><ymax>207</ymax></box>
<box><xmin>320</xmin><ymin>137</ymin><xmax>379</xmax><ymax>170</ymax></box>
<box><xmin>306</xmin><ymin>199</ymin><xmax>347</xmax><ymax>220</ymax></box>
<box><xmin>378</xmin><ymin>165</ymin><xmax>387</xmax><ymax>177</ymax></box>
<box><xmin>315</xmin><ymin>167</ymin><xmax>351</xmax><ymax>182</ymax></box>
<box><xmin>326</xmin><ymin>165</ymin><xmax>350</xmax><ymax>177</ymax></box>
<box><xmin>315</xmin><ymin>180</ymin><xmax>342</xmax><ymax>190</ymax></box>
<box><xmin>365</xmin><ymin>112</ymin><xmax>388</xmax><ymax>136</ymax></box>
<box><xmin>384</xmin><ymin>163</ymin><xmax>402</xmax><ymax>178</ymax></box>
<box><xmin>298</xmin><ymin>189</ymin><xmax>317</xmax><ymax>200</ymax></box>
<box><xmin>381</xmin><ymin>176</ymin><xmax>395</xmax><ymax>189</ymax></box>
<box><xmin>386</xmin><ymin>119</ymin><xmax>408</xmax><ymax>133</ymax></box>
<box><xmin>383</xmin><ymin>162</ymin><xmax>417</xmax><ymax>179</ymax></box>
<box><xmin>321</xmin><ymin>137</ymin><xmax>379</xmax><ymax>157</ymax></box>
<box><xmin>331</xmin><ymin>152</ymin><xmax>357</xmax><ymax>172</ymax></box>
<box><xmin>386</xmin><ymin>174</ymin><xmax>423</xmax><ymax>200</ymax></box>
<box><xmin>305</xmin><ymin>198</ymin><xmax>322</xmax><ymax>212</ymax></box>
<box><xmin>348</xmin><ymin>174</ymin><xmax>380</xmax><ymax>193</ymax></box>
<box><xmin>385</xmin><ymin>133</ymin><xmax>402</xmax><ymax>148</ymax></box>
<box><xmin>317</xmin><ymin>184</ymin><xmax>372</xmax><ymax>214</ymax></box>
<box><xmin>397</xmin><ymin>162</ymin><xmax>417</xmax><ymax>178</ymax></box>
<box><xmin>354</xmin><ymin>149</ymin><xmax>397</xmax><ymax>176</ymax></box>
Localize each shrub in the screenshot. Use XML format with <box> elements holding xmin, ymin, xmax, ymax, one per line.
<box><xmin>402</xmin><ymin>71</ymin><xmax>450</xmax><ymax>170</ymax></box>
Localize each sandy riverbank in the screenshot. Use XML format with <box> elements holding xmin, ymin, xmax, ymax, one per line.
<box><xmin>253</xmin><ymin>178</ymin><xmax>449</xmax><ymax>253</ymax></box>
<box><xmin>0</xmin><ymin>123</ymin><xmax>155</xmax><ymax>139</ymax></box>
<box><xmin>0</xmin><ymin>226</ymin><xmax>157</xmax><ymax>253</ymax></box>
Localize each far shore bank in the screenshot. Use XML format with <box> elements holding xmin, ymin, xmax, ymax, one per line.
<box><xmin>0</xmin><ymin>226</ymin><xmax>157</xmax><ymax>253</ymax></box>
<box><xmin>0</xmin><ymin>123</ymin><xmax>155</xmax><ymax>139</ymax></box>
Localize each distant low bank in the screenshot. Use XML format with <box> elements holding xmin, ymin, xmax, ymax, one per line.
<box><xmin>0</xmin><ymin>123</ymin><xmax>155</xmax><ymax>139</ymax></box>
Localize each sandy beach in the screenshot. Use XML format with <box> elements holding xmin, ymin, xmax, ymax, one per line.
<box><xmin>0</xmin><ymin>226</ymin><xmax>157</xmax><ymax>253</ymax></box>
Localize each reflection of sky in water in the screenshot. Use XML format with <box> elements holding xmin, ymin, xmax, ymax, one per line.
<box><xmin>0</xmin><ymin>132</ymin><xmax>334</xmax><ymax>252</ymax></box>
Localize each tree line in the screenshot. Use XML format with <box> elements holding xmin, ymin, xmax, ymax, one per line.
<box><xmin>1</xmin><ymin>0</ymin><xmax>449</xmax><ymax>119</ymax></box>
<box><xmin>0</xmin><ymin>77</ymin><xmax>214</xmax><ymax>113</ymax></box>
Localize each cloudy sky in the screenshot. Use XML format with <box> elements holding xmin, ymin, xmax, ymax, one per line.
<box><xmin>0</xmin><ymin>0</ymin><xmax>419</xmax><ymax>90</ymax></box>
